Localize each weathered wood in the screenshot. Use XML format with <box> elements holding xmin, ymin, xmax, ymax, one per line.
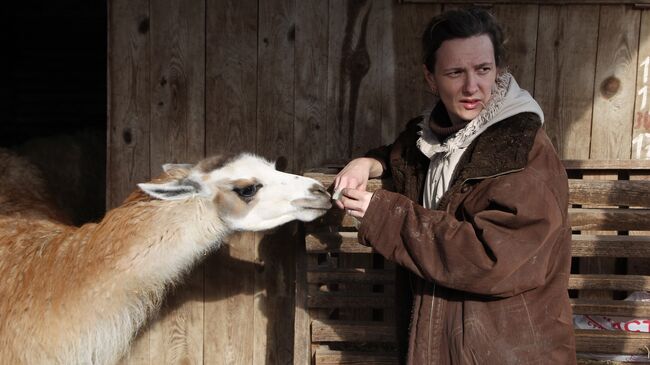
<box><xmin>570</xmin><ymin>298</ymin><xmax>650</xmax><ymax>317</ymax></box>
<box><xmin>563</xmin><ymin>159</ymin><xmax>650</xmax><ymax>170</ymax></box>
<box><xmin>568</xmin><ymin>179</ymin><xmax>650</xmax><ymax>206</ymax></box>
<box><xmin>295</xmin><ymin>0</ymin><xmax>329</xmax><ymax>173</ymax></box>
<box><xmin>534</xmin><ymin>5</ymin><xmax>599</xmax><ymax>158</ymax></box>
<box><xmin>632</xmin><ymin>10</ymin><xmax>650</xmax><ymax>161</ymax></box>
<box><xmin>205</xmin><ymin>0</ymin><xmax>258</xmax><ymax>155</ymax></box>
<box><xmin>308</xmin><ymin>292</ymin><xmax>394</xmax><ymax>309</ymax></box>
<box><xmin>574</xmin><ymin>330</ymin><xmax>650</xmax><ymax>355</ymax></box>
<box><xmin>569</xmin><ymin>208</ymin><xmax>650</xmax><ymax>231</ymax></box>
<box><xmin>307</xmin><ymin>268</ymin><xmax>395</xmax><ymax>284</ymax></box>
<box><xmin>403</xmin><ymin>0</ymin><xmax>650</xmax><ymax>3</ymax></box>
<box><xmin>490</xmin><ymin>4</ymin><xmax>539</xmax><ymax>92</ymax></box>
<box><xmin>311</xmin><ymin>320</ymin><xmax>396</xmax><ymax>343</ymax></box>
<box><xmin>306</xmin><ymin>232</ymin><xmax>369</xmax><ymax>253</ymax></box>
<box><xmin>314</xmin><ymin>349</ymin><xmax>398</xmax><ymax>365</ymax></box>
<box><xmin>107</xmin><ymin>0</ymin><xmax>151</xmax><ymax>210</ymax></box>
<box><xmin>295</xmin><ymin>228</ymin><xmax>311</xmax><ymax>365</ymax></box>
<box><xmin>568</xmin><ymin>274</ymin><xmax>650</xmax><ymax>291</ymax></box>
<box><xmin>571</xmin><ymin>235</ymin><xmax>650</xmax><ymax>258</ymax></box>
<box><xmin>204</xmin><ymin>233</ymin><xmax>256</xmax><ymax>365</ymax></box>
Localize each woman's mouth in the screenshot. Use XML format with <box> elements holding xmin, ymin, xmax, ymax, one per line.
<box><xmin>461</xmin><ymin>99</ymin><xmax>481</xmax><ymax>110</ymax></box>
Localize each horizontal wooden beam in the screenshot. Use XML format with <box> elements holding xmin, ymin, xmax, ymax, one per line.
<box><xmin>314</xmin><ymin>349</ymin><xmax>398</xmax><ymax>365</ymax></box>
<box><xmin>575</xmin><ymin>329</ymin><xmax>650</xmax><ymax>355</ymax></box>
<box><xmin>569</xmin><ymin>208</ymin><xmax>650</xmax><ymax>231</ymax></box>
<box><xmin>568</xmin><ymin>179</ymin><xmax>650</xmax><ymax>206</ymax></box>
<box><xmin>308</xmin><ymin>292</ymin><xmax>394</xmax><ymax>308</ymax></box>
<box><xmin>400</xmin><ymin>1</ymin><xmax>650</xmax><ymax>8</ymax></box>
<box><xmin>571</xmin><ymin>299</ymin><xmax>650</xmax><ymax>317</ymax></box>
<box><xmin>569</xmin><ymin>274</ymin><xmax>650</xmax><ymax>291</ymax></box>
<box><xmin>571</xmin><ymin>235</ymin><xmax>650</xmax><ymax>258</ymax></box>
<box><xmin>307</xmin><ymin>268</ymin><xmax>395</xmax><ymax>284</ymax></box>
<box><xmin>311</xmin><ymin>320</ymin><xmax>396</xmax><ymax>343</ymax></box>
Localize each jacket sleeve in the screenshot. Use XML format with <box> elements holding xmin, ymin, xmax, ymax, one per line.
<box><xmin>357</xmin><ymin>170</ymin><xmax>568</xmax><ymax>298</ymax></box>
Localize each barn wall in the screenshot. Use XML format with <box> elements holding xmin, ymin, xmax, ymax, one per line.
<box><xmin>108</xmin><ymin>1</ymin><xmax>650</xmax><ymax>364</ymax></box>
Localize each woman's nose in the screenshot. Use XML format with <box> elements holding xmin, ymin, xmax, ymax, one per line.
<box><xmin>463</xmin><ymin>74</ymin><xmax>479</xmax><ymax>94</ymax></box>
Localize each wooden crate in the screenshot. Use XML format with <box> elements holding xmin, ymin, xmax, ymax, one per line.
<box><xmin>295</xmin><ymin>160</ymin><xmax>650</xmax><ymax>365</ymax></box>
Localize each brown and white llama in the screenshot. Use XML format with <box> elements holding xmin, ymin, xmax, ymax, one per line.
<box><xmin>0</xmin><ymin>150</ymin><xmax>331</xmax><ymax>365</ymax></box>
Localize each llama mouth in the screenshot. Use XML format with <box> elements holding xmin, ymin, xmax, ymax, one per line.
<box><xmin>291</xmin><ymin>198</ymin><xmax>332</xmax><ymax>210</ymax></box>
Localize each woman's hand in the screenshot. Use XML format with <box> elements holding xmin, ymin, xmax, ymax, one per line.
<box><xmin>333</xmin><ymin>157</ymin><xmax>383</xmax><ymax>210</ymax></box>
<box><xmin>337</xmin><ymin>188</ymin><xmax>374</xmax><ymax>218</ymax></box>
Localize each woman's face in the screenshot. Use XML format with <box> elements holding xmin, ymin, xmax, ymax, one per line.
<box><xmin>424</xmin><ymin>35</ymin><xmax>498</xmax><ymax>125</ymax></box>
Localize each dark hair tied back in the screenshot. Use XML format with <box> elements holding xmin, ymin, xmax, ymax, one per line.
<box><xmin>422</xmin><ymin>7</ymin><xmax>505</xmax><ymax>73</ymax></box>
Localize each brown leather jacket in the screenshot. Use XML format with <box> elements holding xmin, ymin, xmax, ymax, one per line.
<box><xmin>359</xmin><ymin>113</ymin><xmax>577</xmax><ymax>364</ymax></box>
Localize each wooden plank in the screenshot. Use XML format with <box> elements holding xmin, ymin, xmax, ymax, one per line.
<box><xmin>568</xmin><ymin>179</ymin><xmax>650</xmax><ymax>206</ymax></box>
<box><xmin>571</xmin><ymin>235</ymin><xmax>650</xmax><ymax>258</ymax></box>
<box><xmin>306</xmin><ymin>232</ymin><xmax>369</xmax><ymax>253</ymax></box>
<box><xmin>326</xmin><ymin>0</ymin><xmax>383</xmax><ymax>164</ymax></box>
<box><xmin>205</xmin><ymin>0</ymin><xmax>258</xmax><ymax>155</ymax></box>
<box><xmin>149</xmin><ymin>0</ymin><xmax>205</xmax><ymax>173</ymax></box>
<box><xmin>590</xmin><ymin>5</ymin><xmax>639</xmax><ymax>160</ymax></box>
<box><xmin>569</xmin><ymin>208</ymin><xmax>650</xmax><ymax>231</ymax></box>
<box><xmin>568</xmin><ymin>274</ymin><xmax>650</xmax><ymax>291</ymax></box>
<box><xmin>254</xmin><ymin>0</ymin><xmax>296</xmax><ymax>363</ymax></box>
<box><xmin>295</xmin><ymin>0</ymin><xmax>329</xmax><ymax>173</ymax></box>
<box><xmin>307</xmin><ymin>268</ymin><xmax>395</xmax><ymax>284</ymax></box>
<box><xmin>381</xmin><ymin>2</ymin><xmax>441</xmax><ymax>145</ymax></box>
<box><xmin>632</xmin><ymin>9</ymin><xmax>650</xmax><ymax>160</ymax></box>
<box><xmin>314</xmin><ymin>349</ymin><xmax>398</xmax><ymax>365</ymax></box>
<box><xmin>311</xmin><ymin>320</ymin><xmax>396</xmax><ymax>343</ymax></box>
<box><xmin>570</xmin><ymin>298</ymin><xmax>650</xmax><ymax>317</ymax></box>
<box><xmin>490</xmin><ymin>4</ymin><xmax>539</xmax><ymax>92</ymax></box>
<box><xmin>147</xmin><ymin>1</ymin><xmax>205</xmax><ymax>363</ymax></box>
<box><xmin>204</xmin><ymin>233</ymin><xmax>256</xmax><ymax>365</ymax></box>
<box><xmin>107</xmin><ymin>0</ymin><xmax>151</xmax><ymax>210</ymax></box>
<box><xmin>108</xmin><ymin>1</ymin><xmax>151</xmax><ymax>363</ymax></box>
<box><xmin>295</xmin><ymin>230</ymin><xmax>311</xmax><ymax>365</ymax></box>
<box><xmin>575</xmin><ymin>330</ymin><xmax>650</xmax><ymax>355</ymax></box>
<box><xmin>534</xmin><ymin>5</ymin><xmax>599</xmax><ymax>159</ymax></box>
<box><xmin>563</xmin><ymin>159</ymin><xmax>650</xmax><ymax>170</ymax></box>
<box><xmin>204</xmin><ymin>2</ymin><xmax>258</xmax><ymax>365</ymax></box>
<box><xmin>308</xmin><ymin>292</ymin><xmax>394</xmax><ymax>309</ymax></box>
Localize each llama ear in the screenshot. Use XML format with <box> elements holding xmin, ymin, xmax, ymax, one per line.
<box><xmin>138</xmin><ymin>178</ymin><xmax>206</xmax><ymax>201</ymax></box>
<box><xmin>162</xmin><ymin>163</ymin><xmax>194</xmax><ymax>173</ymax></box>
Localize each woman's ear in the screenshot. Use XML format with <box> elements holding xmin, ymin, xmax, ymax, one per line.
<box><xmin>422</xmin><ymin>64</ymin><xmax>437</xmax><ymax>94</ymax></box>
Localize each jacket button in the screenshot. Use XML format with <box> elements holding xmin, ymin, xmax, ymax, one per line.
<box><xmin>460</xmin><ymin>184</ymin><xmax>471</xmax><ymax>193</ymax></box>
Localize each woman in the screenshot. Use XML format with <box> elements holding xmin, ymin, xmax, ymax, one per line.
<box><xmin>333</xmin><ymin>7</ymin><xmax>576</xmax><ymax>365</ymax></box>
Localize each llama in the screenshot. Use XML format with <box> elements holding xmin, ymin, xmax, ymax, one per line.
<box><xmin>0</xmin><ymin>151</ymin><xmax>331</xmax><ymax>365</ymax></box>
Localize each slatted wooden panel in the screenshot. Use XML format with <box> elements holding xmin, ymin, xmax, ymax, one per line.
<box><xmin>299</xmin><ymin>161</ymin><xmax>650</xmax><ymax>364</ymax></box>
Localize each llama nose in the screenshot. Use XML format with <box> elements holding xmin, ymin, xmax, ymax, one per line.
<box><xmin>309</xmin><ymin>184</ymin><xmax>330</xmax><ymax>198</ymax></box>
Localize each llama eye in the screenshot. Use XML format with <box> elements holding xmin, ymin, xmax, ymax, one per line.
<box><xmin>233</xmin><ymin>184</ymin><xmax>261</xmax><ymax>199</ymax></box>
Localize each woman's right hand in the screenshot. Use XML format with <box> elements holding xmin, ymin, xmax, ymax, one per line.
<box><xmin>332</xmin><ymin>157</ymin><xmax>383</xmax><ymax>209</ymax></box>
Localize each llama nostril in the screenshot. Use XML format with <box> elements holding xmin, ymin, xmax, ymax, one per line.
<box><xmin>309</xmin><ymin>184</ymin><xmax>330</xmax><ymax>197</ymax></box>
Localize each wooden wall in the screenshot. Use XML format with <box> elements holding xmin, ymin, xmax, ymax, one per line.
<box><xmin>108</xmin><ymin>1</ymin><xmax>650</xmax><ymax>364</ymax></box>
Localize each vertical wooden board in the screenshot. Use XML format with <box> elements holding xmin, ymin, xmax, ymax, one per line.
<box><xmin>255</xmin><ymin>1</ymin><xmax>296</xmax><ymax>363</ymax></box>
<box><xmin>206</xmin><ymin>0</ymin><xmax>258</xmax><ymax>156</ymax></box>
<box><xmin>326</xmin><ymin>0</ymin><xmax>383</xmax><ymax>164</ymax></box>
<box><xmin>107</xmin><ymin>0</ymin><xmax>151</xmax><ymax>210</ymax></box>
<box><xmin>632</xmin><ymin>9</ymin><xmax>650</xmax><ymax>160</ymax></box>
<box><xmin>148</xmin><ymin>1</ymin><xmax>206</xmax><ymax>364</ymax></box>
<box><xmin>204</xmin><ymin>233</ymin><xmax>257</xmax><ymax>365</ymax></box>
<box><xmin>255</xmin><ymin>225</ymin><xmax>298</xmax><ymax>365</ymax></box>
<box><xmin>256</xmin><ymin>0</ymin><xmax>295</xmax><ymax>170</ymax></box>
<box><xmin>590</xmin><ymin>5</ymin><xmax>639</xmax><ymax>160</ymax></box>
<box><xmin>382</xmin><ymin>2</ymin><xmax>442</xmax><ymax>145</ymax></box>
<box><xmin>295</xmin><ymin>0</ymin><xmax>329</xmax><ymax>173</ymax></box>
<box><xmin>293</xmin><ymin>227</ymin><xmax>311</xmax><ymax>365</ymax></box>
<box><xmin>533</xmin><ymin>5</ymin><xmax>599</xmax><ymax>159</ymax></box>
<box><xmin>629</xmin><ymin>10</ymin><xmax>650</xmax><ymax>278</ymax></box>
<box><xmin>491</xmin><ymin>4</ymin><xmax>539</xmax><ymax>92</ymax></box>
<box><xmin>150</xmin><ymin>0</ymin><xmax>205</xmax><ymax>171</ymax></box>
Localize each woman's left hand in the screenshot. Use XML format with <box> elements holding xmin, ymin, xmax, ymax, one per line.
<box><xmin>338</xmin><ymin>188</ymin><xmax>373</xmax><ymax>219</ymax></box>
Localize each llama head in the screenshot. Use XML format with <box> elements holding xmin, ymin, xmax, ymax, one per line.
<box><xmin>138</xmin><ymin>153</ymin><xmax>331</xmax><ymax>231</ymax></box>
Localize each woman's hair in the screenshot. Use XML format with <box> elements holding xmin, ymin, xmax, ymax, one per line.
<box><xmin>422</xmin><ymin>7</ymin><xmax>505</xmax><ymax>73</ymax></box>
